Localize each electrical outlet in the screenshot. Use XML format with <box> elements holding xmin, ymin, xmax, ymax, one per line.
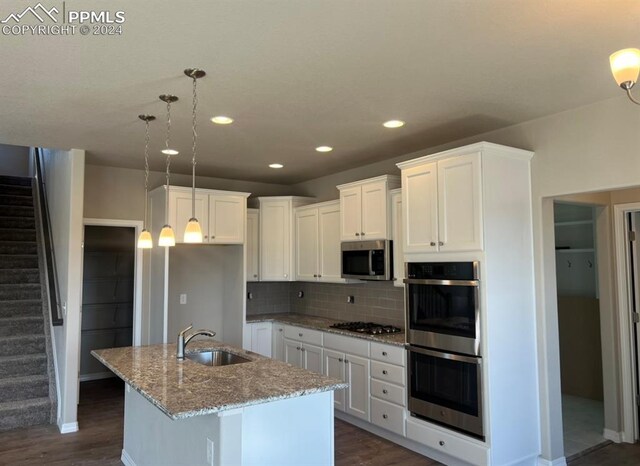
<box><xmin>298</xmin><ymin>291</ymin><xmax>304</xmax><ymax>298</ymax></box>
<box><xmin>179</xmin><ymin>294</ymin><xmax>187</xmax><ymax>305</ymax></box>
<box><xmin>247</xmin><ymin>292</ymin><xmax>253</xmax><ymax>300</ymax></box>
<box><xmin>347</xmin><ymin>295</ymin><xmax>354</xmax><ymax>304</ymax></box>
<box><xmin>206</xmin><ymin>438</ymin><xmax>214</xmax><ymax>465</ymax></box>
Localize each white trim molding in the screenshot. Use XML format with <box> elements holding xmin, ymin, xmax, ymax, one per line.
<box><xmin>603</xmin><ymin>428</ymin><xmax>623</xmax><ymax>443</ymax></box>
<box><xmin>58</xmin><ymin>421</ymin><xmax>79</xmax><ymax>434</ymax></box>
<box><xmin>613</xmin><ymin>202</ymin><xmax>640</xmax><ymax>443</ymax></box>
<box><xmin>537</xmin><ymin>457</ymin><xmax>567</xmax><ymax>466</ymax></box>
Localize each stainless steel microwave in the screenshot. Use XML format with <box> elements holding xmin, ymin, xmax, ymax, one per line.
<box><xmin>341</xmin><ymin>240</ymin><xmax>392</xmax><ymax>280</ymax></box>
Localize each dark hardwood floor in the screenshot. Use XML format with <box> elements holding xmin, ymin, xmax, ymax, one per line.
<box><xmin>0</xmin><ymin>379</ymin><xmax>637</xmax><ymax>466</ymax></box>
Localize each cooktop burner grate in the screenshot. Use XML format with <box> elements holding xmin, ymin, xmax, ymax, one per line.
<box><xmin>329</xmin><ymin>321</ymin><xmax>402</xmax><ymax>335</ymax></box>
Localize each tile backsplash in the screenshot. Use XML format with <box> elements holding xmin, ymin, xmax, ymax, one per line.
<box><xmin>247</xmin><ymin>281</ymin><xmax>405</xmax><ymax>328</ymax></box>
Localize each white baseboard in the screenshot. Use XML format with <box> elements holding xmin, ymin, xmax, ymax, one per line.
<box><xmin>79</xmin><ymin>371</ymin><xmax>115</xmax><ymax>382</ymax></box>
<box><xmin>121</xmin><ymin>449</ymin><xmax>137</xmax><ymax>466</ymax></box>
<box><xmin>603</xmin><ymin>428</ymin><xmax>623</xmax><ymax>443</ymax></box>
<box><xmin>537</xmin><ymin>457</ymin><xmax>567</xmax><ymax>466</ymax></box>
<box><xmin>58</xmin><ymin>421</ymin><xmax>79</xmax><ymax>434</ymax></box>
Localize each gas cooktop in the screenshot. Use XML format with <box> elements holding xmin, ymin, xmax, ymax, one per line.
<box><xmin>329</xmin><ymin>321</ymin><xmax>402</xmax><ymax>335</ymax></box>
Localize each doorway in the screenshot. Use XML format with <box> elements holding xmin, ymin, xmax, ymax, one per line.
<box><xmin>79</xmin><ymin>220</ymin><xmax>142</xmax><ymax>389</ymax></box>
<box><xmin>553</xmin><ymin>202</ymin><xmax>606</xmax><ymax>457</ymax></box>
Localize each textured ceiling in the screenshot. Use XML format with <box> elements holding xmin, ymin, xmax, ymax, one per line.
<box><xmin>0</xmin><ymin>0</ymin><xmax>638</xmax><ymax>183</ymax></box>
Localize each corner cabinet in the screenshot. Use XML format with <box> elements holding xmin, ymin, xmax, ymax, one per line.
<box><xmin>150</xmin><ymin>186</ymin><xmax>249</xmax><ymax>245</ymax></box>
<box><xmin>258</xmin><ymin>196</ymin><xmax>314</xmax><ymax>282</ymax></box>
<box><xmin>399</xmin><ymin>152</ymin><xmax>482</xmax><ymax>253</ymax></box>
<box><xmin>294</xmin><ymin>200</ymin><xmax>346</xmax><ymax>283</ymax></box>
<box><xmin>337</xmin><ymin>175</ymin><xmax>400</xmax><ymax>241</ymax></box>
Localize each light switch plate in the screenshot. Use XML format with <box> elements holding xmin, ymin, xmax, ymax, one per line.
<box><xmin>179</xmin><ymin>294</ymin><xmax>187</xmax><ymax>305</ymax></box>
<box><xmin>347</xmin><ymin>296</ymin><xmax>354</xmax><ymax>304</ymax></box>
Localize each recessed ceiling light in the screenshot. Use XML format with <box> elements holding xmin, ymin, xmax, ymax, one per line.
<box><xmin>161</xmin><ymin>149</ymin><xmax>179</xmax><ymax>156</ymax></box>
<box><xmin>383</xmin><ymin>120</ymin><xmax>405</xmax><ymax>128</ymax></box>
<box><xmin>211</xmin><ymin>116</ymin><xmax>234</xmax><ymax>125</ymax></box>
<box><xmin>269</xmin><ymin>163</ymin><xmax>284</xmax><ymax>169</ymax></box>
<box><xmin>315</xmin><ymin>146</ymin><xmax>333</xmax><ymax>152</ymax></box>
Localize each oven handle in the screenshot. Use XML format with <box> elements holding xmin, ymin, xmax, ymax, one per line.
<box><xmin>403</xmin><ymin>278</ymin><xmax>479</xmax><ymax>286</ymax></box>
<box><xmin>408</xmin><ymin>345</ymin><xmax>482</xmax><ymax>365</ymax></box>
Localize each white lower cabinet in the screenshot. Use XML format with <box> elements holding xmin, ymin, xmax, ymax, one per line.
<box><xmin>244</xmin><ymin>322</ymin><xmax>272</xmax><ymax>357</ymax></box>
<box><xmin>369</xmin><ymin>342</ymin><xmax>406</xmax><ymax>436</ymax></box>
<box><xmin>323</xmin><ymin>333</ymin><xmax>371</xmax><ymax>422</ymax></box>
<box><xmin>284</xmin><ymin>337</ymin><xmax>323</xmax><ymax>373</ymax></box>
<box><xmin>272</xmin><ymin>323</ymin><xmax>285</xmax><ymax>361</ymax></box>
<box><xmin>371</xmin><ymin>398</ymin><xmax>405</xmax><ymax>437</ymax></box>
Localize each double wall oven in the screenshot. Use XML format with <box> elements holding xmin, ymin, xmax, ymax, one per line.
<box><xmin>404</xmin><ymin>261</ymin><xmax>484</xmax><ymax>439</ymax></box>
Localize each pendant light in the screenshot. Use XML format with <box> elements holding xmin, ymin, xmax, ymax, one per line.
<box><xmin>183</xmin><ymin>68</ymin><xmax>206</xmax><ymax>243</ymax></box>
<box><xmin>158</xmin><ymin>94</ymin><xmax>179</xmax><ymax>247</ymax></box>
<box><xmin>137</xmin><ymin>114</ymin><xmax>155</xmax><ymax>249</ymax></box>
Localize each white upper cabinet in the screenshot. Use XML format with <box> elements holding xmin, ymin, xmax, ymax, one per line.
<box><xmin>338</xmin><ymin>175</ymin><xmax>400</xmax><ymax>241</ymax></box>
<box><xmin>390</xmin><ymin>189</ymin><xmax>404</xmax><ymax>287</ymax></box>
<box><xmin>437</xmin><ymin>153</ymin><xmax>483</xmax><ymax>252</ymax></box>
<box><xmin>399</xmin><ymin>150</ymin><xmax>482</xmax><ymax>253</ymax></box>
<box><xmin>209</xmin><ymin>195</ymin><xmax>245</xmax><ymax>244</ymax></box>
<box><xmin>259</xmin><ymin>196</ymin><xmax>313</xmax><ymax>282</ymax></box>
<box><xmin>295</xmin><ymin>201</ymin><xmax>347</xmax><ymax>283</ymax></box>
<box><xmin>165</xmin><ymin>187</ymin><xmax>249</xmax><ymax>245</ymax></box>
<box><xmin>246</xmin><ymin>209</ymin><xmax>259</xmax><ymax>282</ymax></box>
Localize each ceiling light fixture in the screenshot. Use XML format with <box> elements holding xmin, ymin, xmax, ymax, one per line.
<box><xmin>383</xmin><ymin>119</ymin><xmax>405</xmax><ymax>128</ymax></box>
<box><xmin>211</xmin><ymin>116</ymin><xmax>234</xmax><ymax>125</ymax></box>
<box><xmin>137</xmin><ymin>114</ymin><xmax>155</xmax><ymax>249</ymax></box>
<box><xmin>315</xmin><ymin>146</ymin><xmax>333</xmax><ymax>153</ymax></box>
<box><xmin>158</xmin><ymin>94</ymin><xmax>179</xmax><ymax>247</ymax></box>
<box><xmin>269</xmin><ymin>163</ymin><xmax>284</xmax><ymax>169</ymax></box>
<box><xmin>159</xmin><ymin>94</ymin><xmax>179</xmax><ymax>155</ymax></box>
<box><xmin>183</xmin><ymin>68</ymin><xmax>206</xmax><ymax>244</ymax></box>
<box><xmin>610</xmin><ymin>48</ymin><xmax>640</xmax><ymax>104</ymax></box>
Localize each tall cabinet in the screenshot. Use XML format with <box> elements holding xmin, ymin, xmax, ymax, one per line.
<box><xmin>397</xmin><ymin>142</ymin><xmax>538</xmax><ymax>466</ymax></box>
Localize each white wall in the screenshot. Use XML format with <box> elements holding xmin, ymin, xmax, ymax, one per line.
<box><xmin>0</xmin><ymin>144</ymin><xmax>30</xmax><ymax>177</ymax></box>
<box><xmin>294</xmin><ymin>95</ymin><xmax>640</xmax><ymax>462</ymax></box>
<box><xmin>41</xmin><ymin>148</ymin><xmax>85</xmax><ymax>433</ymax></box>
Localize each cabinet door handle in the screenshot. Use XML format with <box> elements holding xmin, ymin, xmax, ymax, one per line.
<box><xmin>382</xmin><ymin>351</ymin><xmax>388</xmax><ymax>356</ymax></box>
<box><xmin>355</xmin><ymin>232</ymin><xmax>360</xmax><ymax>236</ymax></box>
<box><xmin>344</xmin><ymin>359</ymin><xmax>349</xmax><ymax>364</ymax></box>
<box><xmin>382</xmin><ymin>370</ymin><xmax>388</xmax><ymax>375</ymax></box>
<box><xmin>298</xmin><ymin>333</ymin><xmax>303</xmax><ymax>337</ymax></box>
<box><xmin>318</xmin><ymin>275</ymin><xmax>322</xmax><ymax>278</ymax></box>
<box><xmin>301</xmin><ymin>347</ymin><xmax>305</xmax><ymax>352</ymax></box>
<box><xmin>296</xmin><ymin>346</ymin><xmax>301</xmax><ymax>350</ymax></box>
<box><xmin>382</xmin><ymin>414</ymin><xmax>388</xmax><ymax>419</ymax></box>
<box><xmin>438</xmin><ymin>241</ymin><xmax>444</xmax><ymax>246</ymax></box>
<box><xmin>313</xmin><ymin>274</ymin><xmax>317</xmax><ymax>278</ymax></box>
<box><xmin>361</xmin><ymin>232</ymin><xmax>365</xmax><ymax>236</ymax></box>
<box><xmin>284</xmin><ymin>274</ymin><xmax>288</xmax><ymax>278</ymax></box>
<box><xmin>382</xmin><ymin>389</ymin><xmax>388</xmax><ymax>394</ymax></box>
<box><xmin>430</xmin><ymin>242</ymin><xmax>436</xmax><ymax>246</ymax></box>
<box><xmin>204</xmin><ymin>235</ymin><xmax>208</xmax><ymax>239</ymax></box>
<box><xmin>338</xmin><ymin>358</ymin><xmax>343</xmax><ymax>362</ymax></box>
<box><xmin>439</xmin><ymin>440</ymin><xmax>445</xmax><ymax>447</ymax></box>
<box><xmin>253</xmin><ymin>274</ymin><xmax>258</xmax><ymax>278</ymax></box>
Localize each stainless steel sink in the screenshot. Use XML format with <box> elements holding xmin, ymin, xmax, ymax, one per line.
<box><xmin>185</xmin><ymin>350</ymin><xmax>251</xmax><ymax>366</ymax></box>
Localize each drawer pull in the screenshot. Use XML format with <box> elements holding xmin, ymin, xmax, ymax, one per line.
<box><xmin>382</xmin><ymin>351</ymin><xmax>388</xmax><ymax>356</ymax></box>
<box><xmin>439</xmin><ymin>440</ymin><xmax>445</xmax><ymax>447</ymax></box>
<box><xmin>382</xmin><ymin>370</ymin><xmax>388</xmax><ymax>375</ymax></box>
<box><xmin>382</xmin><ymin>389</ymin><xmax>388</xmax><ymax>394</ymax></box>
<box><xmin>344</xmin><ymin>359</ymin><xmax>349</xmax><ymax>364</ymax></box>
<box><xmin>299</xmin><ymin>333</ymin><xmax>303</xmax><ymax>337</ymax></box>
<box><xmin>296</xmin><ymin>346</ymin><xmax>301</xmax><ymax>350</ymax></box>
<box><xmin>382</xmin><ymin>414</ymin><xmax>388</xmax><ymax>419</ymax></box>
<box><xmin>338</xmin><ymin>358</ymin><xmax>343</xmax><ymax>362</ymax></box>
<box><xmin>279</xmin><ymin>329</ymin><xmax>283</xmax><ymax>332</ymax></box>
<box><xmin>301</xmin><ymin>347</ymin><xmax>305</xmax><ymax>352</ymax></box>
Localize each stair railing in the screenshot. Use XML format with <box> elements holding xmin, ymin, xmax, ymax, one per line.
<box><xmin>33</xmin><ymin>148</ymin><xmax>63</xmax><ymax>326</ymax></box>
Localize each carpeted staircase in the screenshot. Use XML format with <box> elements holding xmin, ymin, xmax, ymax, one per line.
<box><xmin>0</xmin><ymin>175</ymin><xmax>55</xmax><ymax>431</ymax></box>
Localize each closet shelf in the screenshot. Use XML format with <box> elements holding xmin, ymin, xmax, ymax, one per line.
<box><xmin>555</xmin><ymin>248</ymin><xmax>595</xmax><ymax>254</ymax></box>
<box><xmin>554</xmin><ymin>220</ymin><xmax>594</xmax><ymax>227</ymax></box>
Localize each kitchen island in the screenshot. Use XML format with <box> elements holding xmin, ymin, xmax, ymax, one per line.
<box><xmin>92</xmin><ymin>340</ymin><xmax>347</xmax><ymax>466</ymax></box>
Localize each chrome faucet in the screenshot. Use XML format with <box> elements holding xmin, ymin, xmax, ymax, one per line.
<box><xmin>176</xmin><ymin>324</ymin><xmax>216</xmax><ymax>359</ymax></box>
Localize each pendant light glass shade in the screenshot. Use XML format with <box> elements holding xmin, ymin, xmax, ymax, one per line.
<box><xmin>610</xmin><ymin>48</ymin><xmax>640</xmax><ymax>88</ymax></box>
<box><xmin>184</xmin><ymin>218</ymin><xmax>203</xmax><ymax>243</ymax></box>
<box><xmin>159</xmin><ymin>225</ymin><xmax>176</xmax><ymax>247</ymax></box>
<box><xmin>137</xmin><ymin>229</ymin><xmax>153</xmax><ymax>249</ymax></box>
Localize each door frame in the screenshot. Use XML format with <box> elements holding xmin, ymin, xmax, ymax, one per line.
<box><xmin>82</xmin><ymin>218</ymin><xmax>144</xmax><ymax>347</ymax></box>
<box><xmin>613</xmin><ymin>202</ymin><xmax>640</xmax><ymax>442</ymax></box>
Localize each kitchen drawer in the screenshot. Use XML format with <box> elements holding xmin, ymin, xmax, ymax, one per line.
<box><xmin>371</xmin><ymin>379</ymin><xmax>406</xmax><ymax>406</ymax></box>
<box><xmin>370</xmin><ymin>341</ymin><xmax>405</xmax><ymax>366</ymax></box>
<box><xmin>371</xmin><ymin>360</ymin><xmax>405</xmax><ymax>386</ymax></box>
<box><xmin>406</xmin><ymin>417</ymin><xmax>488</xmax><ymax>466</ymax></box>
<box><xmin>371</xmin><ymin>398</ymin><xmax>405</xmax><ymax>436</ymax></box>
<box><xmin>323</xmin><ymin>332</ymin><xmax>369</xmax><ymax>357</ymax></box>
<box><xmin>284</xmin><ymin>325</ymin><xmax>323</xmax><ymax>346</ymax></box>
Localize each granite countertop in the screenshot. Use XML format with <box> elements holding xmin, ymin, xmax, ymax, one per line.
<box><xmin>92</xmin><ymin>340</ymin><xmax>347</xmax><ymax>420</ymax></box>
<box><xmin>246</xmin><ymin>313</ymin><xmax>407</xmax><ymax>347</ymax></box>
